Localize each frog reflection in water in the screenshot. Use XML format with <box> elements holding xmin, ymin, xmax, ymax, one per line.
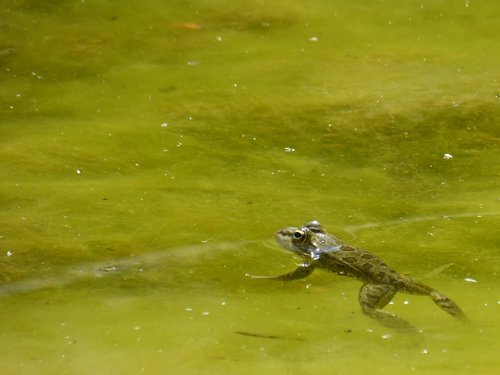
<box><xmin>252</xmin><ymin>221</ymin><xmax>466</xmax><ymax>330</ymax></box>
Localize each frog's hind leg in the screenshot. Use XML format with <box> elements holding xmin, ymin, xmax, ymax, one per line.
<box><xmin>400</xmin><ymin>278</ymin><xmax>467</xmax><ymax>320</ymax></box>
<box><xmin>358</xmin><ymin>283</ymin><xmax>415</xmax><ymax>330</ymax></box>
<box><xmin>428</xmin><ymin>289</ymin><xmax>467</xmax><ymax>319</ymax></box>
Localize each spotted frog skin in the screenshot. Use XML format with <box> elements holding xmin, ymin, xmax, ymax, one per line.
<box><xmin>253</xmin><ymin>221</ymin><xmax>466</xmax><ymax>329</ymax></box>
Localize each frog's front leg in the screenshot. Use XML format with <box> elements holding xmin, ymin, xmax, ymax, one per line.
<box><xmin>249</xmin><ymin>263</ymin><xmax>316</xmax><ymax>281</ymax></box>
<box><xmin>358</xmin><ymin>283</ymin><xmax>415</xmax><ymax>330</ymax></box>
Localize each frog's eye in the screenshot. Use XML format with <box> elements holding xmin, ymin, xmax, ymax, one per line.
<box><xmin>292</xmin><ymin>229</ymin><xmax>306</xmax><ymax>242</ymax></box>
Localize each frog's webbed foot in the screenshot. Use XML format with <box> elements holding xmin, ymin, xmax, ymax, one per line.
<box><xmin>429</xmin><ymin>290</ymin><xmax>468</xmax><ymax>321</ymax></box>
<box><xmin>359</xmin><ymin>283</ymin><xmax>415</xmax><ymax>331</ymax></box>
<box><xmin>400</xmin><ymin>277</ymin><xmax>468</xmax><ymax>322</ymax></box>
<box><xmin>248</xmin><ymin>263</ymin><xmax>316</xmax><ymax>281</ymax></box>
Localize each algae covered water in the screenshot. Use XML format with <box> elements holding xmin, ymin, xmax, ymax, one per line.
<box><xmin>1</xmin><ymin>1</ymin><xmax>499</xmax><ymax>374</ymax></box>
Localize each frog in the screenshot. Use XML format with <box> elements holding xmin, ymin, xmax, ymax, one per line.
<box><xmin>251</xmin><ymin>220</ymin><xmax>466</xmax><ymax>330</ymax></box>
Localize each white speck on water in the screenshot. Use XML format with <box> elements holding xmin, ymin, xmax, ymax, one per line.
<box><xmin>216</xmin><ymin>36</ymin><xmax>223</xmax><ymax>42</ymax></box>
<box><xmin>202</xmin><ymin>311</ymin><xmax>210</xmax><ymax>316</ymax></box>
<box><xmin>464</xmin><ymin>277</ymin><xmax>478</xmax><ymax>283</ymax></box>
<box><xmin>284</xmin><ymin>147</ymin><xmax>295</xmax><ymax>152</ymax></box>
<box><xmin>6</xmin><ymin>250</ymin><xmax>13</xmax><ymax>257</ymax></box>
<box><xmin>160</xmin><ymin>122</ymin><xmax>169</xmax><ymax>128</ymax></box>
<box><xmin>309</xmin><ymin>36</ymin><xmax>318</xmax><ymax>42</ymax></box>
<box><xmin>381</xmin><ymin>334</ymin><xmax>392</xmax><ymax>339</ymax></box>
<box><xmin>403</xmin><ymin>300</ymin><xmax>409</xmax><ymax>305</ymax></box>
<box><xmin>185</xmin><ymin>307</ymin><xmax>193</xmax><ymax>312</ymax></box>
<box><xmin>421</xmin><ymin>349</ymin><xmax>429</xmax><ymax>354</ymax></box>
<box><xmin>76</xmin><ymin>169</ymin><xmax>82</xmax><ymax>175</ymax></box>
<box><xmin>134</xmin><ymin>326</ymin><xmax>141</xmax><ymax>331</ymax></box>
<box><xmin>443</xmin><ymin>153</ymin><xmax>453</xmax><ymax>159</ymax></box>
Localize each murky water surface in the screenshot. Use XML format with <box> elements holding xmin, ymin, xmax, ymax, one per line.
<box><xmin>1</xmin><ymin>1</ymin><xmax>499</xmax><ymax>374</ymax></box>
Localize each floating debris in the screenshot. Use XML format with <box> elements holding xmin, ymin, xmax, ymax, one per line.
<box><xmin>464</xmin><ymin>277</ymin><xmax>478</xmax><ymax>283</ymax></box>
<box><xmin>172</xmin><ymin>23</ymin><xmax>203</xmax><ymax>30</ymax></box>
<box><xmin>98</xmin><ymin>265</ymin><xmax>120</xmax><ymax>272</ymax></box>
<box><xmin>236</xmin><ymin>331</ymin><xmax>280</xmax><ymax>339</ymax></box>
<box><xmin>235</xmin><ymin>331</ymin><xmax>305</xmax><ymax>341</ymax></box>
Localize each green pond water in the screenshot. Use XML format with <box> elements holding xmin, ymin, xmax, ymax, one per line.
<box><xmin>1</xmin><ymin>0</ymin><xmax>499</xmax><ymax>374</ymax></box>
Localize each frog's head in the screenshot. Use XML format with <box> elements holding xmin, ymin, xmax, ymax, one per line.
<box><xmin>275</xmin><ymin>221</ymin><xmax>340</xmax><ymax>258</ymax></box>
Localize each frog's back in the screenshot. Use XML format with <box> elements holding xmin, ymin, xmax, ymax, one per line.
<box><xmin>318</xmin><ymin>244</ymin><xmax>402</xmax><ymax>284</ymax></box>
